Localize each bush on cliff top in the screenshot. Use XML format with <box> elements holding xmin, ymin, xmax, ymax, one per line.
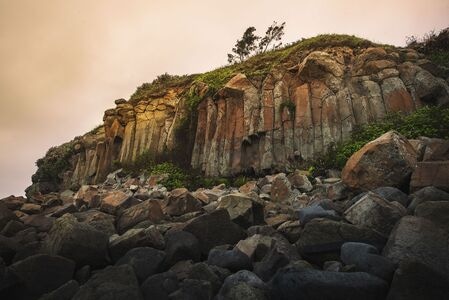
<box><xmin>312</xmin><ymin>106</ymin><xmax>449</xmax><ymax>175</ymax></box>
<box><xmin>32</xmin><ymin>142</ymin><xmax>75</xmax><ymax>185</ymax></box>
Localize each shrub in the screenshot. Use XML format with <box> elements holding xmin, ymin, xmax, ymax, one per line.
<box><xmin>151</xmin><ymin>162</ymin><xmax>188</xmax><ymax>191</ymax></box>
<box><xmin>33</xmin><ymin>142</ymin><xmax>76</xmax><ymax>185</ymax></box>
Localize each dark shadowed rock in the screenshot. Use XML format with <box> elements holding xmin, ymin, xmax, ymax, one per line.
<box><xmin>42</xmin><ymin>214</ymin><xmax>109</xmax><ymax>267</ymax></box>
<box><xmin>168</xmin><ymin>279</ymin><xmax>212</xmax><ymax>300</ymax></box>
<box><xmin>253</xmin><ymin>247</ymin><xmax>290</xmax><ymax>282</ymax></box>
<box><xmin>207</xmin><ymin>248</ymin><xmax>252</xmax><ymax>272</ymax></box>
<box><xmin>407</xmin><ymin>186</ymin><xmax>449</xmax><ymax>214</ymax></box>
<box><xmin>387</xmin><ymin>259</ymin><xmax>449</xmax><ymax>300</ymax></box>
<box><xmin>297</xmin><ymin>219</ymin><xmax>386</xmax><ymax>265</ymax></box>
<box><xmin>22</xmin><ymin>214</ymin><xmax>55</xmax><ymax>232</ymax></box>
<box><xmin>109</xmin><ymin>226</ymin><xmax>164</xmax><ymax>261</ymax></box>
<box><xmin>39</xmin><ymin>280</ymin><xmax>79</xmax><ymax>300</ymax></box>
<box><xmin>270</xmin><ymin>267</ymin><xmax>388</xmax><ymax>300</ymax></box>
<box><xmin>164</xmin><ymin>230</ymin><xmax>200</xmax><ymax>267</ymax></box>
<box><xmin>373</xmin><ymin>186</ymin><xmax>408</xmax><ymax>207</ymax></box>
<box><xmin>140</xmin><ymin>271</ymin><xmax>179</xmax><ymax>300</ymax></box>
<box><xmin>0</xmin><ymin>202</ymin><xmax>19</xmax><ymax>232</ymax></box>
<box><xmin>216</xmin><ymin>193</ymin><xmax>264</xmax><ymax>228</ymax></box>
<box><xmin>183</xmin><ymin>210</ymin><xmax>246</xmax><ymax>255</ymax></box>
<box><xmin>115</xmin><ymin>247</ymin><xmax>166</xmax><ymax>283</ymax></box>
<box><xmin>415</xmin><ymin>201</ymin><xmax>449</xmax><ymax>229</ymax></box>
<box><xmin>117</xmin><ymin>200</ymin><xmax>164</xmax><ymax>234</ymax></box>
<box><xmin>72</xmin><ymin>265</ymin><xmax>143</xmax><ymax>300</ymax></box>
<box><xmin>341</xmin><ymin>242</ymin><xmax>396</xmax><ymax>281</ymax></box>
<box><xmin>1</xmin><ymin>220</ymin><xmax>25</xmax><ymax>237</ymax></box>
<box><xmin>297</xmin><ymin>204</ymin><xmax>340</xmax><ymax>226</ymax></box>
<box><xmin>73</xmin><ymin>210</ymin><xmax>116</xmax><ymax>236</ymax></box>
<box><xmin>382</xmin><ymin>216</ymin><xmax>449</xmax><ymax>278</ymax></box>
<box><xmin>234</xmin><ymin>234</ymin><xmax>274</xmax><ymax>261</ymax></box>
<box><xmin>410</xmin><ymin>161</ymin><xmax>449</xmax><ymax>192</ymax></box>
<box><xmin>0</xmin><ymin>195</ymin><xmax>26</xmax><ymax>210</ymax></box>
<box><xmin>49</xmin><ymin>203</ymin><xmax>78</xmax><ymax>218</ymax></box>
<box><xmin>186</xmin><ymin>262</ymin><xmax>223</xmax><ymax>294</ymax></box>
<box><xmin>9</xmin><ymin>254</ymin><xmax>75</xmax><ymax>298</ymax></box>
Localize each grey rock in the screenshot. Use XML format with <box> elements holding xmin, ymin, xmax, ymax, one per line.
<box><xmin>39</xmin><ymin>280</ymin><xmax>79</xmax><ymax>300</ymax></box>
<box><xmin>141</xmin><ymin>271</ymin><xmax>179</xmax><ymax>300</ymax></box>
<box><xmin>207</xmin><ymin>248</ymin><xmax>252</xmax><ymax>272</ymax></box>
<box><xmin>115</xmin><ymin>247</ymin><xmax>165</xmax><ymax>283</ymax></box>
<box><xmin>407</xmin><ymin>186</ymin><xmax>449</xmax><ymax>214</ymax></box>
<box><xmin>164</xmin><ymin>230</ymin><xmax>200</xmax><ymax>267</ymax></box>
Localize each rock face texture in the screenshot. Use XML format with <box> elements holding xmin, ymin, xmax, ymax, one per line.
<box><xmin>29</xmin><ymin>42</ymin><xmax>449</xmax><ymax>193</ymax></box>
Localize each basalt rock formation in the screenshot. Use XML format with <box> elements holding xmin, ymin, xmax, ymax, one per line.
<box><xmin>28</xmin><ymin>35</ymin><xmax>449</xmax><ymax>195</ymax></box>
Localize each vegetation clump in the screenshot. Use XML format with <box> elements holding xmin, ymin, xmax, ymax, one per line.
<box><xmin>406</xmin><ymin>27</ymin><xmax>449</xmax><ymax>67</ymax></box>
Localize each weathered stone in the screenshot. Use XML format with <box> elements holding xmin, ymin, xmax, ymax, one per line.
<box><xmin>382</xmin><ymin>216</ymin><xmax>449</xmax><ymax>278</ymax></box>
<box><xmin>407</xmin><ymin>186</ymin><xmax>449</xmax><ymax>213</ymax></box>
<box><xmin>344</xmin><ymin>192</ymin><xmax>406</xmax><ymax>236</ymax></box>
<box><xmin>270</xmin><ymin>267</ymin><xmax>388</xmax><ymax>300</ymax></box>
<box><xmin>163</xmin><ymin>188</ymin><xmax>202</xmax><ymax>216</ymax></box>
<box><xmin>0</xmin><ymin>220</ymin><xmax>25</xmax><ymax>237</ymax></box>
<box><xmin>183</xmin><ymin>210</ymin><xmax>247</xmax><ymax>255</ymax></box>
<box><xmin>74</xmin><ymin>185</ymin><xmax>100</xmax><ymax>208</ymax></box>
<box><xmin>22</xmin><ymin>214</ymin><xmax>55</xmax><ymax>232</ymax></box>
<box><xmin>9</xmin><ymin>254</ymin><xmax>75</xmax><ymax>298</ymax></box>
<box><xmin>100</xmin><ymin>190</ymin><xmax>135</xmax><ymax>215</ymax></box>
<box><xmin>140</xmin><ymin>271</ymin><xmax>179</xmax><ymax>300</ymax></box>
<box><xmin>238</xmin><ymin>181</ymin><xmax>259</xmax><ymax>194</ymax></box>
<box><xmin>410</xmin><ymin>161</ymin><xmax>449</xmax><ymax>192</ymax></box>
<box><xmin>20</xmin><ymin>203</ymin><xmax>42</xmax><ymax>214</ymax></box>
<box><xmin>207</xmin><ymin>248</ymin><xmax>252</xmax><ymax>272</ymax></box>
<box><xmin>168</xmin><ymin>279</ymin><xmax>212</xmax><ymax>300</ymax></box>
<box><xmin>254</xmin><ymin>247</ymin><xmax>290</xmax><ymax>281</ymax></box>
<box><xmin>234</xmin><ymin>234</ymin><xmax>275</xmax><ymax>261</ymax></box>
<box><xmin>42</xmin><ymin>214</ymin><xmax>109</xmax><ymax>267</ymax></box>
<box><xmin>421</xmin><ymin>137</ymin><xmax>449</xmax><ymax>161</ymax></box>
<box><xmin>164</xmin><ymin>230</ymin><xmax>200</xmax><ymax>267</ymax></box>
<box><xmin>186</xmin><ymin>262</ymin><xmax>224</xmax><ymax>294</ymax></box>
<box><xmin>115</xmin><ymin>247</ymin><xmax>165</xmax><ymax>283</ymax></box>
<box><xmin>415</xmin><ymin>201</ymin><xmax>449</xmax><ymax>229</ymax></box>
<box><xmin>297</xmin><ymin>204</ymin><xmax>340</xmax><ymax>226</ymax></box>
<box><xmin>216</xmin><ymin>270</ymin><xmax>269</xmax><ymax>300</ymax></box>
<box><xmin>0</xmin><ymin>202</ymin><xmax>19</xmax><ymax>231</ymax></box>
<box><xmin>277</xmin><ymin>220</ymin><xmax>302</xmax><ymax>243</ymax></box>
<box><xmin>264</xmin><ymin>214</ymin><xmax>290</xmax><ymax>228</ymax></box>
<box><xmin>109</xmin><ymin>226</ymin><xmax>164</xmax><ymax>261</ymax></box>
<box><xmin>372</xmin><ymin>186</ymin><xmax>408</xmax><ymax>207</ymax></box>
<box><xmin>72</xmin><ymin>265</ymin><xmax>143</xmax><ymax>300</ymax></box>
<box><xmin>342</xmin><ymin>131</ymin><xmax>418</xmax><ymax>190</ymax></box>
<box><xmin>116</xmin><ymin>200</ymin><xmax>164</xmax><ymax>234</ymax></box>
<box><xmin>49</xmin><ymin>203</ymin><xmax>78</xmax><ymax>218</ymax></box>
<box><xmin>74</xmin><ymin>210</ymin><xmax>116</xmax><ymax>236</ymax></box>
<box><xmin>0</xmin><ymin>195</ymin><xmax>26</xmax><ymax>210</ymax></box>
<box><xmin>287</xmin><ymin>170</ymin><xmax>313</xmax><ymax>192</ymax></box>
<box><xmin>271</xmin><ymin>174</ymin><xmax>292</xmax><ymax>202</ymax></box>
<box><xmin>217</xmin><ymin>193</ymin><xmax>264</xmax><ymax>228</ymax></box>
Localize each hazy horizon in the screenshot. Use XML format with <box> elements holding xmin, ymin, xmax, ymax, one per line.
<box><xmin>1</xmin><ymin>0</ymin><xmax>448</xmax><ymax>197</ymax></box>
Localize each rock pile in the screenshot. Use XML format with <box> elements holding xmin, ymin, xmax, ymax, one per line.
<box><xmin>1</xmin><ymin>131</ymin><xmax>449</xmax><ymax>299</ymax></box>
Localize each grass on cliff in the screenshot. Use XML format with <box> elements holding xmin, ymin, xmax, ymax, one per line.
<box><xmin>311</xmin><ymin>106</ymin><xmax>449</xmax><ymax>175</ymax></box>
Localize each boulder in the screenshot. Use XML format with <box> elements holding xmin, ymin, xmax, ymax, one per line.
<box><xmin>116</xmin><ymin>200</ymin><xmax>164</xmax><ymax>234</ymax></box>
<box><xmin>216</xmin><ymin>270</ymin><xmax>269</xmax><ymax>300</ymax></box>
<box><xmin>343</xmin><ymin>192</ymin><xmax>406</xmax><ymax>236</ymax></box>
<box><xmin>341</xmin><ymin>242</ymin><xmax>396</xmax><ymax>281</ymax></box>
<box><xmin>9</xmin><ymin>254</ymin><xmax>75</xmax><ymax>298</ymax></box>
<box><xmin>183</xmin><ymin>210</ymin><xmax>247</xmax><ymax>255</ymax></box>
<box><xmin>217</xmin><ymin>193</ymin><xmax>264</xmax><ymax>228</ymax></box>
<box><xmin>372</xmin><ymin>186</ymin><xmax>408</xmax><ymax>207</ymax></box>
<box><xmin>20</xmin><ymin>203</ymin><xmax>42</xmax><ymax>214</ymax></box>
<box><xmin>109</xmin><ymin>226</ymin><xmax>164</xmax><ymax>261</ymax></box>
<box><xmin>22</xmin><ymin>214</ymin><xmax>55</xmax><ymax>232</ymax></box>
<box><xmin>163</xmin><ymin>188</ymin><xmax>202</xmax><ymax>217</ymax></box>
<box><xmin>39</xmin><ymin>280</ymin><xmax>79</xmax><ymax>300</ymax></box>
<box><xmin>207</xmin><ymin>248</ymin><xmax>252</xmax><ymax>272</ymax></box>
<box><xmin>140</xmin><ymin>271</ymin><xmax>179</xmax><ymax>300</ymax></box>
<box><xmin>49</xmin><ymin>203</ymin><xmax>78</xmax><ymax>218</ymax></box>
<box><xmin>238</xmin><ymin>181</ymin><xmax>259</xmax><ymax>194</ymax></box>
<box><xmin>0</xmin><ymin>195</ymin><xmax>26</xmax><ymax>210</ymax></box>
<box><xmin>386</xmin><ymin>259</ymin><xmax>449</xmax><ymax>300</ymax></box>
<box><xmin>0</xmin><ymin>220</ymin><xmax>25</xmax><ymax>237</ymax></box>
<box><xmin>163</xmin><ymin>230</ymin><xmax>200</xmax><ymax>267</ymax></box>
<box><xmin>342</xmin><ymin>131</ymin><xmax>417</xmax><ymax>190</ymax></box>
<box><xmin>0</xmin><ymin>202</ymin><xmax>19</xmax><ymax>231</ymax></box>
<box><xmin>168</xmin><ymin>279</ymin><xmax>212</xmax><ymax>300</ymax></box>
<box><xmin>72</xmin><ymin>265</ymin><xmax>143</xmax><ymax>300</ymax></box>
<box><xmin>383</xmin><ymin>216</ymin><xmax>449</xmax><ymax>277</ymax></box>
<box><xmin>253</xmin><ymin>247</ymin><xmax>290</xmax><ymax>281</ymax></box>
<box><xmin>270</xmin><ymin>174</ymin><xmax>292</xmax><ymax>202</ymax></box>
<box><xmin>73</xmin><ymin>210</ymin><xmax>116</xmax><ymax>236</ymax></box>
<box><xmin>99</xmin><ymin>190</ymin><xmax>136</xmax><ymax>215</ymax></box>
<box><xmin>186</xmin><ymin>262</ymin><xmax>224</xmax><ymax>294</ymax></box>
<box><xmin>297</xmin><ymin>219</ymin><xmax>386</xmax><ymax>265</ymax></box>
<box><xmin>410</xmin><ymin>161</ymin><xmax>449</xmax><ymax>192</ymax></box>
<box><xmin>74</xmin><ymin>185</ymin><xmax>100</xmax><ymax>208</ymax></box>
<box><xmin>407</xmin><ymin>186</ymin><xmax>449</xmax><ymax>213</ymax></box>
<box><xmin>297</xmin><ymin>204</ymin><xmax>340</xmax><ymax>226</ymax></box>
<box><xmin>415</xmin><ymin>201</ymin><xmax>449</xmax><ymax>229</ymax></box>
<box><xmin>276</xmin><ymin>220</ymin><xmax>302</xmax><ymax>243</ymax></box>
<box><xmin>115</xmin><ymin>247</ymin><xmax>165</xmax><ymax>283</ymax></box>
<box><xmin>270</xmin><ymin>267</ymin><xmax>388</xmax><ymax>300</ymax></box>
<box><xmin>234</xmin><ymin>234</ymin><xmax>275</xmax><ymax>261</ymax></box>
<box><xmin>421</xmin><ymin>137</ymin><xmax>449</xmax><ymax>161</ymax></box>
<box><xmin>287</xmin><ymin>170</ymin><xmax>313</xmax><ymax>192</ymax></box>
<box><xmin>42</xmin><ymin>214</ymin><xmax>109</xmax><ymax>267</ymax></box>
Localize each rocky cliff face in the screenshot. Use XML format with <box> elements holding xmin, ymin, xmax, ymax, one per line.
<box><xmin>29</xmin><ymin>37</ymin><xmax>449</xmax><ymax>194</ymax></box>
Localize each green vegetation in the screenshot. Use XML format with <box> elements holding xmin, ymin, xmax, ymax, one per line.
<box><xmin>406</xmin><ymin>27</ymin><xmax>449</xmax><ymax>68</ymax></box>
<box><xmin>32</xmin><ymin>142</ymin><xmax>75</xmax><ymax>185</ymax></box>
<box><xmin>280</xmin><ymin>100</ymin><xmax>296</xmax><ymax>116</ymax></box>
<box><xmin>310</xmin><ymin>106</ymin><xmax>449</xmax><ymax>175</ymax></box>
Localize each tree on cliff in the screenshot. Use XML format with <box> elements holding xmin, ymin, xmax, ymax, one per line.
<box><xmin>227</xmin><ymin>21</ymin><xmax>286</xmax><ymax>63</ymax></box>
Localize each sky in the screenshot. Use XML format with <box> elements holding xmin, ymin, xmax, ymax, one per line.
<box><xmin>0</xmin><ymin>0</ymin><xmax>448</xmax><ymax>197</ymax></box>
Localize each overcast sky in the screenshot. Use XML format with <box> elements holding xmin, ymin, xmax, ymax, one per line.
<box><xmin>0</xmin><ymin>0</ymin><xmax>448</xmax><ymax>197</ymax></box>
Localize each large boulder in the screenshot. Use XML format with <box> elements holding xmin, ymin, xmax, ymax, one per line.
<box><xmin>410</xmin><ymin>161</ymin><xmax>449</xmax><ymax>192</ymax></box>
<box><xmin>72</xmin><ymin>265</ymin><xmax>143</xmax><ymax>300</ymax></box>
<box><xmin>99</xmin><ymin>191</ymin><xmax>136</xmax><ymax>215</ymax></box>
<box><xmin>342</xmin><ymin>131</ymin><xmax>417</xmax><ymax>190</ymax></box>
<box><xmin>270</xmin><ymin>174</ymin><xmax>293</xmax><ymax>202</ymax></box>
<box><xmin>163</xmin><ymin>188</ymin><xmax>202</xmax><ymax>217</ymax></box>
<box><xmin>73</xmin><ymin>210</ymin><xmax>116</xmax><ymax>236</ymax></box>
<box><xmin>116</xmin><ymin>200</ymin><xmax>164</xmax><ymax>234</ymax></box>
<box><xmin>407</xmin><ymin>186</ymin><xmax>449</xmax><ymax>214</ymax></box>
<box><xmin>415</xmin><ymin>201</ymin><xmax>449</xmax><ymax>229</ymax></box>
<box><xmin>8</xmin><ymin>254</ymin><xmax>75</xmax><ymax>298</ymax></box>
<box><xmin>207</xmin><ymin>248</ymin><xmax>252</xmax><ymax>272</ymax></box>
<box><xmin>382</xmin><ymin>216</ymin><xmax>449</xmax><ymax>278</ymax></box>
<box><xmin>163</xmin><ymin>230</ymin><xmax>200</xmax><ymax>267</ymax></box>
<box><xmin>297</xmin><ymin>219</ymin><xmax>386</xmax><ymax>265</ymax></box>
<box><xmin>343</xmin><ymin>192</ymin><xmax>406</xmax><ymax>237</ymax></box>
<box><xmin>217</xmin><ymin>193</ymin><xmax>264</xmax><ymax>228</ymax></box>
<box><xmin>109</xmin><ymin>226</ymin><xmax>164</xmax><ymax>261</ymax></box>
<box><xmin>216</xmin><ymin>270</ymin><xmax>269</xmax><ymax>300</ymax></box>
<box><xmin>42</xmin><ymin>214</ymin><xmax>109</xmax><ymax>267</ymax></box>
<box><xmin>270</xmin><ymin>267</ymin><xmax>388</xmax><ymax>300</ymax></box>
<box><xmin>182</xmin><ymin>210</ymin><xmax>247</xmax><ymax>255</ymax></box>
<box><xmin>140</xmin><ymin>271</ymin><xmax>179</xmax><ymax>300</ymax></box>
<box><xmin>115</xmin><ymin>247</ymin><xmax>165</xmax><ymax>283</ymax></box>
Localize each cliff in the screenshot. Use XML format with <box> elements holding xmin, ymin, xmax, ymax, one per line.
<box><xmin>28</xmin><ymin>34</ymin><xmax>449</xmax><ymax>195</ymax></box>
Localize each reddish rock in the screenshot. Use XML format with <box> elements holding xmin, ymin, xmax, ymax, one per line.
<box><xmin>342</xmin><ymin>131</ymin><xmax>418</xmax><ymax>190</ymax></box>
<box><xmin>20</xmin><ymin>203</ymin><xmax>42</xmax><ymax>214</ymax></box>
<box><xmin>100</xmin><ymin>190</ymin><xmax>136</xmax><ymax>215</ymax></box>
<box><xmin>117</xmin><ymin>200</ymin><xmax>164</xmax><ymax>233</ymax></box>
<box><xmin>163</xmin><ymin>188</ymin><xmax>202</xmax><ymax>217</ymax></box>
<box><xmin>238</xmin><ymin>181</ymin><xmax>259</xmax><ymax>194</ymax></box>
<box><xmin>271</xmin><ymin>174</ymin><xmax>292</xmax><ymax>202</ymax></box>
<box><xmin>0</xmin><ymin>195</ymin><xmax>26</xmax><ymax>210</ymax></box>
<box><xmin>420</xmin><ymin>138</ymin><xmax>449</xmax><ymax>161</ymax></box>
<box><xmin>410</xmin><ymin>161</ymin><xmax>449</xmax><ymax>192</ymax></box>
